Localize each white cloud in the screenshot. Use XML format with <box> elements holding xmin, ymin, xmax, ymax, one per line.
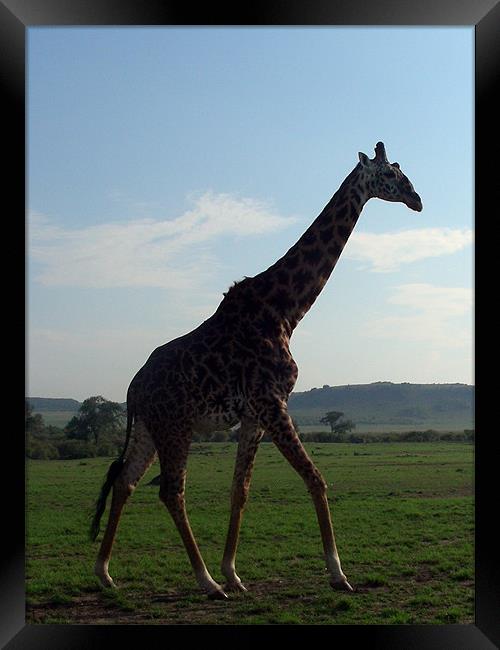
<box><xmin>29</xmin><ymin>192</ymin><xmax>294</xmax><ymax>289</ymax></box>
<box><xmin>345</xmin><ymin>227</ymin><xmax>473</xmax><ymax>272</ymax></box>
<box><xmin>388</xmin><ymin>283</ymin><xmax>472</xmax><ymax>317</ymax></box>
<box><xmin>361</xmin><ymin>283</ymin><xmax>473</xmax><ymax>348</ymax></box>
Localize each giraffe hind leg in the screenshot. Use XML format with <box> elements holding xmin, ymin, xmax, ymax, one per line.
<box><xmin>94</xmin><ymin>420</ymin><xmax>157</xmax><ymax>588</ymax></box>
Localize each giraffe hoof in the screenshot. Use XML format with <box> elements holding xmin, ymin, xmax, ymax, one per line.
<box><xmin>330</xmin><ymin>577</ymin><xmax>354</xmax><ymax>592</ymax></box>
<box><xmin>224</xmin><ymin>580</ymin><xmax>248</xmax><ymax>593</ymax></box>
<box><xmin>98</xmin><ymin>575</ymin><xmax>117</xmax><ymax>589</ymax></box>
<box><xmin>207</xmin><ymin>588</ymin><xmax>229</xmax><ymax>600</ymax></box>
<box><xmin>95</xmin><ymin>562</ymin><xmax>117</xmax><ymax>589</ymax></box>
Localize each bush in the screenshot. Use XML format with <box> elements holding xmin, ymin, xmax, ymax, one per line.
<box><xmin>400</xmin><ymin>429</ymin><xmax>440</xmax><ymax>442</ymax></box>
<box><xmin>301</xmin><ymin>431</ymin><xmax>339</xmax><ymax>443</ymax></box>
<box><xmin>26</xmin><ymin>439</ymin><xmax>60</xmax><ymax>460</ymax></box>
<box><xmin>96</xmin><ymin>440</ymin><xmax>122</xmax><ymax>456</ymax></box>
<box><xmin>210</xmin><ymin>430</ymin><xmax>229</xmax><ymax>442</ymax></box>
<box><xmin>299</xmin><ymin>429</ymin><xmax>472</xmax><ymax>444</ymax></box>
<box><xmin>57</xmin><ymin>440</ymin><xmax>97</xmax><ymax>460</ymax></box>
<box><xmin>440</xmin><ymin>432</ymin><xmax>467</xmax><ymax>442</ymax></box>
<box><xmin>346</xmin><ymin>434</ymin><xmax>366</xmax><ymax>444</ymax></box>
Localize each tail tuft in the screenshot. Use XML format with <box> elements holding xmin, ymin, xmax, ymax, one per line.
<box><xmin>89</xmin><ymin>403</ymin><xmax>135</xmax><ymax>543</ymax></box>
<box><xmin>89</xmin><ymin>458</ymin><xmax>125</xmax><ymax>542</ymax></box>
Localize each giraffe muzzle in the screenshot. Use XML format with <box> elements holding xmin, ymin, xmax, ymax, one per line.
<box><xmin>405</xmin><ymin>192</ymin><xmax>423</xmax><ymax>212</ymax></box>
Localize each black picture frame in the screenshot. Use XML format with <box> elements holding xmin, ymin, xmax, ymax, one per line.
<box><xmin>5</xmin><ymin>0</ymin><xmax>498</xmax><ymax>647</ymax></box>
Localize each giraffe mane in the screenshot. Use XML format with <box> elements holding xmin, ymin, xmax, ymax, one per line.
<box><xmin>223</xmin><ymin>276</ymin><xmax>251</xmax><ymax>297</ymax></box>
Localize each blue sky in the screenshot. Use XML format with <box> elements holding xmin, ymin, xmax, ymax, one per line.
<box><xmin>27</xmin><ymin>27</ymin><xmax>474</xmax><ymax>402</ymax></box>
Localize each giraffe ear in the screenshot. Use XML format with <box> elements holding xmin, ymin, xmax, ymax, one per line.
<box><xmin>358</xmin><ymin>152</ymin><xmax>370</xmax><ymax>167</ymax></box>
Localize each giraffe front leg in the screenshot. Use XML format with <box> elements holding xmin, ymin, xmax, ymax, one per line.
<box><xmin>261</xmin><ymin>403</ymin><xmax>353</xmax><ymax>593</ymax></box>
<box><xmin>221</xmin><ymin>420</ymin><xmax>263</xmax><ymax>592</ymax></box>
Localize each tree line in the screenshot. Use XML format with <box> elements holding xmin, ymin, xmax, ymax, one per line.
<box><xmin>25</xmin><ymin>397</ymin><xmax>474</xmax><ymax>460</ymax></box>
<box><xmin>25</xmin><ymin>396</ymin><xmax>126</xmax><ymax>460</ymax></box>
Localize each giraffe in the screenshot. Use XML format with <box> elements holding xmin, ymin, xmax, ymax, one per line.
<box><xmin>91</xmin><ymin>142</ymin><xmax>422</xmax><ymax>600</ymax></box>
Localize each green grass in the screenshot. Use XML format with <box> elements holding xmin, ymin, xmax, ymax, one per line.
<box><xmin>26</xmin><ymin>442</ymin><xmax>474</xmax><ymax>625</ymax></box>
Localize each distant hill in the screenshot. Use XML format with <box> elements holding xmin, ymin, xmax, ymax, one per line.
<box><xmin>28</xmin><ymin>383</ymin><xmax>474</xmax><ymax>431</ymax></box>
<box><xmin>288</xmin><ymin>382</ymin><xmax>474</xmax><ymax>430</ymax></box>
<box><xmin>28</xmin><ymin>397</ymin><xmax>81</xmax><ymax>412</ymax></box>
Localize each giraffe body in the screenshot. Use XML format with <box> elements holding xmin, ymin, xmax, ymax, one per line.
<box><xmin>92</xmin><ymin>142</ymin><xmax>422</xmax><ymax>599</ymax></box>
<box><xmin>129</xmin><ymin>281</ymin><xmax>298</xmax><ymax>437</ymax></box>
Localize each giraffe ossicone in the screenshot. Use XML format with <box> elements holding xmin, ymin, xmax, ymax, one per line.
<box><xmin>91</xmin><ymin>142</ymin><xmax>422</xmax><ymax>599</ymax></box>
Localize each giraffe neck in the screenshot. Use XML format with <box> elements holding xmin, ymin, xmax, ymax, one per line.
<box><xmin>253</xmin><ymin>163</ymin><xmax>370</xmax><ymax>332</ymax></box>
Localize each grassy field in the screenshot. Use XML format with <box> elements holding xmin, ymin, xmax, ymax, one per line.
<box><xmin>26</xmin><ymin>441</ymin><xmax>474</xmax><ymax>625</ymax></box>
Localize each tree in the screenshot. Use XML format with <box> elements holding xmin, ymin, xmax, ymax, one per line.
<box><xmin>464</xmin><ymin>429</ymin><xmax>475</xmax><ymax>443</ymax></box>
<box><xmin>320</xmin><ymin>411</ymin><xmax>355</xmax><ymax>438</ymax></box>
<box><xmin>332</xmin><ymin>419</ymin><xmax>356</xmax><ymax>435</ymax></box>
<box><xmin>320</xmin><ymin>411</ymin><xmax>345</xmax><ymax>433</ymax></box>
<box><xmin>65</xmin><ymin>396</ymin><xmax>124</xmax><ymax>446</ymax></box>
<box><xmin>25</xmin><ymin>400</ymin><xmax>45</xmax><ymax>438</ymax></box>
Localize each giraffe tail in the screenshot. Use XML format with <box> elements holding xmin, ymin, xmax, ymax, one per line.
<box><xmin>89</xmin><ymin>406</ymin><xmax>134</xmax><ymax>542</ymax></box>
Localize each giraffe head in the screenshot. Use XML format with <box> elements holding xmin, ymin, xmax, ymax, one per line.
<box><xmin>358</xmin><ymin>142</ymin><xmax>422</xmax><ymax>212</ymax></box>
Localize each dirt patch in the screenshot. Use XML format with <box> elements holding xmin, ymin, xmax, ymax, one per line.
<box><xmin>354</xmin><ymin>581</ymin><xmax>389</xmax><ymax>594</ymax></box>
<box><xmin>26</xmin><ymin>579</ymin><xmax>291</xmax><ymax>625</ymax></box>
<box><xmin>414</xmin><ymin>566</ymin><xmax>436</xmax><ymax>583</ymax></box>
<box><xmin>27</xmin><ymin>593</ymin><xmax>145</xmax><ymax>625</ymax></box>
